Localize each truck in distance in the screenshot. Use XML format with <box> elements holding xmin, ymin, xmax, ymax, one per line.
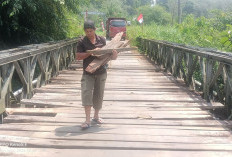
<box><xmin>106</xmin><ymin>18</ymin><xmax>126</xmax><ymax>40</ymax></box>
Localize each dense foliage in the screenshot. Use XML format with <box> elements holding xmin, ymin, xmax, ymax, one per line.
<box><xmin>128</xmin><ymin>12</ymin><xmax>232</xmax><ymax>52</ymax></box>
<box><xmin>0</xmin><ymin>0</ymin><xmax>87</xmax><ymax>48</ymax></box>
<box><xmin>127</xmin><ymin>0</ymin><xmax>232</xmax><ymax>52</ymax></box>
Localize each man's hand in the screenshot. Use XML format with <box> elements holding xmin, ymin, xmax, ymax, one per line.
<box><xmin>94</xmin><ymin>48</ymin><xmax>101</xmax><ymax>50</ymax></box>
<box><xmin>91</xmin><ymin>48</ymin><xmax>101</xmax><ymax>57</ymax></box>
<box><xmin>111</xmin><ymin>49</ymin><xmax>118</xmax><ymax>60</ymax></box>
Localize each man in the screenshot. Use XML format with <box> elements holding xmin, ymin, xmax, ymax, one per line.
<box><xmin>76</xmin><ymin>20</ymin><xmax>117</xmax><ymax>129</ymax></box>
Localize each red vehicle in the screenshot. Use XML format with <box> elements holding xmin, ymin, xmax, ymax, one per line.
<box><xmin>106</xmin><ymin>18</ymin><xmax>126</xmax><ymax>40</ymax></box>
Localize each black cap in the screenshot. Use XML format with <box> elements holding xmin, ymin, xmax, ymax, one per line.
<box><xmin>84</xmin><ymin>20</ymin><xmax>96</xmax><ymax>30</ymax></box>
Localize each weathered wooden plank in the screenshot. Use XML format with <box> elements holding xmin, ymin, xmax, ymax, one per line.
<box><xmin>103</xmin><ymin>32</ymin><xmax>124</xmax><ymax>49</ymax></box>
<box><xmin>1</xmin><ymin>148</ymin><xmax>232</xmax><ymax>157</ymax></box>
<box><xmin>121</xmin><ymin>40</ymin><xmax>130</xmax><ymax>48</ymax></box>
<box><xmin>85</xmin><ymin>32</ymin><xmax>124</xmax><ymax>73</ymax></box>
<box><xmin>1</xmin><ymin>135</ymin><xmax>232</xmax><ymax>152</ymax></box>
<box><xmin>0</xmin><ymin>128</ymin><xmax>231</xmax><ymax>143</ymax></box>
<box><xmin>0</xmin><ymin>126</ymin><xmax>231</xmax><ymax>145</ymax></box>
<box><xmin>86</xmin><ymin>47</ymin><xmax>137</xmax><ymax>55</ymax></box>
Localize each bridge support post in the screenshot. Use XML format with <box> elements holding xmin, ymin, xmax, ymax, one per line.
<box><xmin>0</xmin><ymin>64</ymin><xmax>15</xmax><ymax>120</ymax></box>
<box><xmin>200</xmin><ymin>58</ymin><xmax>213</xmax><ymax>102</ymax></box>
<box><xmin>51</xmin><ymin>49</ymin><xmax>61</xmax><ymax>77</ymax></box>
<box><xmin>21</xmin><ymin>58</ymin><xmax>33</xmax><ymax>99</ymax></box>
<box><xmin>224</xmin><ymin>65</ymin><xmax>232</xmax><ymax>117</ymax></box>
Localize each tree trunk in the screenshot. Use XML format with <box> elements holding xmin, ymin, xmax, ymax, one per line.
<box><xmin>178</xmin><ymin>0</ymin><xmax>181</xmax><ymax>24</ymax></box>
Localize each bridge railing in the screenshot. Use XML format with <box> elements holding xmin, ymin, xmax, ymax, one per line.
<box><xmin>137</xmin><ymin>37</ymin><xmax>232</xmax><ymax>118</ymax></box>
<box><xmin>0</xmin><ymin>38</ymin><xmax>78</xmax><ymax>123</ymax></box>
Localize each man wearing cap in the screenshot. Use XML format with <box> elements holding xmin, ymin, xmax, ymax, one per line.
<box><xmin>76</xmin><ymin>20</ymin><xmax>117</xmax><ymax>129</ymax></box>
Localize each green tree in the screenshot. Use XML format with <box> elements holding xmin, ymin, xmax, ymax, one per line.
<box><xmin>156</xmin><ymin>0</ymin><xmax>169</xmax><ymax>10</ymax></box>
<box><xmin>0</xmin><ymin>0</ymin><xmax>87</xmax><ymax>47</ymax></box>
<box><xmin>182</xmin><ymin>1</ymin><xmax>195</xmax><ymax>15</ymax></box>
<box><xmin>101</xmin><ymin>0</ymin><xmax>127</xmax><ymax>18</ymax></box>
<box><xmin>220</xmin><ymin>24</ymin><xmax>232</xmax><ymax>51</ymax></box>
<box><xmin>209</xmin><ymin>10</ymin><xmax>232</xmax><ymax>31</ymax></box>
<box><xmin>137</xmin><ymin>5</ymin><xmax>172</xmax><ymax>25</ymax></box>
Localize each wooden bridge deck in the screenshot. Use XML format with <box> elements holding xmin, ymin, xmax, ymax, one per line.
<box><xmin>0</xmin><ymin>50</ymin><xmax>232</xmax><ymax>157</ymax></box>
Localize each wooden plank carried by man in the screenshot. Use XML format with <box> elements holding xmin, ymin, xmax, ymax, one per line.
<box><xmin>85</xmin><ymin>32</ymin><xmax>136</xmax><ymax>73</ymax></box>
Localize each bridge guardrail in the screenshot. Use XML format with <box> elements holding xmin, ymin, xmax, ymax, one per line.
<box><xmin>137</xmin><ymin>37</ymin><xmax>232</xmax><ymax>119</ymax></box>
<box><xmin>0</xmin><ymin>37</ymin><xmax>79</xmax><ymax>123</ymax></box>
